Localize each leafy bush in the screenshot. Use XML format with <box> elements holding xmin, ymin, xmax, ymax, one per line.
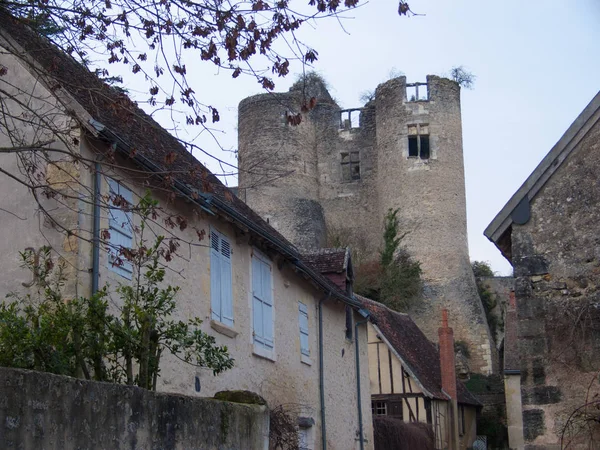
<box><xmin>354</xmin><ymin>209</ymin><xmax>422</xmax><ymax>312</ymax></box>
<box><xmin>0</xmin><ymin>194</ymin><xmax>234</xmax><ymax>389</ymax></box>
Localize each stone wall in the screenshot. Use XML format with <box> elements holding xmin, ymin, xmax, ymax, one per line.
<box><xmin>511</xmin><ymin>114</ymin><xmax>600</xmax><ymax>448</ymax></box>
<box><xmin>477</xmin><ymin>276</ymin><xmax>515</xmax><ymax>349</ymax></box>
<box><xmin>237</xmin><ymin>75</ymin><xmax>496</xmax><ymax>375</ymax></box>
<box><xmin>0</xmin><ymin>367</ymin><xmax>269</xmax><ymax>449</ymax></box>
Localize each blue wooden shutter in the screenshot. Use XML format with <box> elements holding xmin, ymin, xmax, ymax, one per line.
<box><xmin>299</xmin><ymin>302</ymin><xmax>309</xmax><ymax>356</ymax></box>
<box><xmin>219</xmin><ymin>237</ymin><xmax>233</xmax><ymax>327</ymax></box>
<box><xmin>261</xmin><ymin>259</ymin><xmax>273</xmax><ymax>350</ymax></box>
<box><xmin>210</xmin><ymin>230</ymin><xmax>221</xmax><ymax>322</ymax></box>
<box><xmin>252</xmin><ymin>255</ymin><xmax>264</xmax><ymax>347</ymax></box>
<box><xmin>107</xmin><ymin>179</ymin><xmax>133</xmax><ymax>278</ymax></box>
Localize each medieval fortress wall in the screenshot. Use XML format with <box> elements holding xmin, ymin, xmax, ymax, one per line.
<box><xmin>238</xmin><ymin>75</ymin><xmax>496</xmax><ymax>374</ymax></box>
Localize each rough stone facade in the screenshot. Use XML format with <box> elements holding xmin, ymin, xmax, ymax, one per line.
<box><xmin>477</xmin><ymin>276</ymin><xmax>515</xmax><ymax>350</ymax></box>
<box><xmin>238</xmin><ymin>75</ymin><xmax>496</xmax><ymax>375</ymax></box>
<box><xmin>510</xmin><ymin>116</ymin><xmax>600</xmax><ymax>448</ymax></box>
<box><xmin>486</xmin><ymin>92</ymin><xmax>600</xmax><ymax>448</ymax></box>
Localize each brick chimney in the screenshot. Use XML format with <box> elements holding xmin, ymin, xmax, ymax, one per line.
<box><xmin>439</xmin><ymin>309</ymin><xmax>459</xmax><ymax>450</ymax></box>
<box><xmin>508</xmin><ymin>289</ymin><xmax>516</xmax><ymax>310</ymax></box>
<box><xmin>439</xmin><ymin>309</ymin><xmax>457</xmax><ymax>400</ymax></box>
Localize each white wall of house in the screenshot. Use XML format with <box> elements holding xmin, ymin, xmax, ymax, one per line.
<box><xmin>0</xmin><ymin>44</ymin><xmax>374</xmax><ymax>448</ymax></box>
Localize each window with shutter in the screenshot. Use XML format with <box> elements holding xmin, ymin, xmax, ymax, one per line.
<box><xmin>107</xmin><ymin>179</ymin><xmax>133</xmax><ymax>279</ymax></box>
<box><xmin>298</xmin><ymin>302</ymin><xmax>309</xmax><ymax>357</ymax></box>
<box><xmin>210</xmin><ymin>229</ymin><xmax>233</xmax><ymax>327</ymax></box>
<box><xmin>252</xmin><ymin>252</ymin><xmax>274</xmax><ymax>352</ymax></box>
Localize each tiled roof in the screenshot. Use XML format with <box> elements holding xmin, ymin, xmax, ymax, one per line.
<box><xmin>359</xmin><ymin>296</ymin><xmax>481</xmax><ymax>406</ymax></box>
<box><xmin>0</xmin><ymin>11</ymin><xmax>360</xmax><ymax>309</ymax></box>
<box><xmin>301</xmin><ymin>248</ymin><xmax>349</xmax><ymax>274</ymax></box>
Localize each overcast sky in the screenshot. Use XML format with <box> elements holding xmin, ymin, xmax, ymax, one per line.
<box><xmin>121</xmin><ymin>0</ymin><xmax>600</xmax><ymax>275</ymax></box>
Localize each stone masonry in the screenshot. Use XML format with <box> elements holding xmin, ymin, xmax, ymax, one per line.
<box><xmin>238</xmin><ymin>75</ymin><xmax>496</xmax><ymax>375</ymax></box>
<box><xmin>510</xmin><ymin>113</ymin><xmax>600</xmax><ymax>448</ymax></box>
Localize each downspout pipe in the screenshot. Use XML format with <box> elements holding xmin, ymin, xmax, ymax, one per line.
<box><xmin>354</xmin><ymin>308</ymin><xmax>371</xmax><ymax>450</ymax></box>
<box><xmin>318</xmin><ymin>293</ymin><xmax>331</xmax><ymax>450</ymax></box>
<box><xmin>91</xmin><ymin>157</ymin><xmax>102</xmax><ymax>296</ymax></box>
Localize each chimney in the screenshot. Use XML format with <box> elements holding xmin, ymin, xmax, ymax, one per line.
<box><xmin>439</xmin><ymin>309</ymin><xmax>459</xmax><ymax>450</ymax></box>
<box><xmin>508</xmin><ymin>290</ymin><xmax>516</xmax><ymax>310</ymax></box>
<box><xmin>439</xmin><ymin>309</ymin><xmax>457</xmax><ymax>400</ymax></box>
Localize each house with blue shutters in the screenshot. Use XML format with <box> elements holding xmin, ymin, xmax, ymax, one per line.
<box><xmin>0</xmin><ymin>10</ymin><xmax>375</xmax><ymax>450</ymax></box>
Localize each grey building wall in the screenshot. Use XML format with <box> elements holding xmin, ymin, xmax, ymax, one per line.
<box><xmin>478</xmin><ymin>276</ymin><xmax>515</xmax><ymax>349</ymax></box>
<box><xmin>511</xmin><ymin>115</ymin><xmax>600</xmax><ymax>448</ymax></box>
<box><xmin>0</xmin><ymin>367</ymin><xmax>269</xmax><ymax>450</ymax></box>
<box><xmin>238</xmin><ymin>75</ymin><xmax>495</xmax><ymax>374</ymax></box>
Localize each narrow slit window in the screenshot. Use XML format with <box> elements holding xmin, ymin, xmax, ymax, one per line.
<box><xmin>407</xmin><ymin>124</ymin><xmax>430</xmax><ymax>160</ymax></box>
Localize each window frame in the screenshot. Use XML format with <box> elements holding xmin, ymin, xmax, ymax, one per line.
<box><xmin>371</xmin><ymin>400</ymin><xmax>388</xmax><ymax>416</ymax></box>
<box><xmin>407</xmin><ymin>124</ymin><xmax>430</xmax><ymax>160</ymax></box>
<box><xmin>341</xmin><ymin>151</ymin><xmax>361</xmax><ymax>181</ymax></box>
<box><xmin>107</xmin><ymin>178</ymin><xmax>133</xmax><ymax>279</ymax></box>
<box><xmin>210</xmin><ymin>228</ymin><xmax>234</xmax><ymax>328</ymax></box>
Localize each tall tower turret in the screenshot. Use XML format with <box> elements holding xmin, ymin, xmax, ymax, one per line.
<box><xmin>237</xmin><ymin>74</ymin><xmax>497</xmax><ymax>375</ymax></box>
<box><xmin>375</xmin><ymin>75</ymin><xmax>496</xmax><ymax>374</ymax></box>
<box><xmin>238</xmin><ymin>81</ymin><xmax>334</xmax><ymax>250</ymax></box>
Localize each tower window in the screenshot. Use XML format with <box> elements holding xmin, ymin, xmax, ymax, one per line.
<box><xmin>341</xmin><ymin>151</ymin><xmax>360</xmax><ymax>181</ymax></box>
<box><xmin>408</xmin><ymin>124</ymin><xmax>430</xmax><ymax>159</ymax></box>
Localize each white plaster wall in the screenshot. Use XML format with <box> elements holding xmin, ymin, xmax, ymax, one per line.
<box><xmin>78</xmin><ymin>138</ymin><xmax>374</xmax><ymax>450</ymax></box>
<box><xmin>0</xmin><ymin>44</ymin><xmax>374</xmax><ymax>449</ymax></box>
<box><xmin>0</xmin><ymin>46</ymin><xmax>82</xmax><ymax>301</ymax></box>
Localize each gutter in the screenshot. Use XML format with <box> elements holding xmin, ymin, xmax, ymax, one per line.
<box><xmin>354</xmin><ymin>308</ymin><xmax>371</xmax><ymax>450</ymax></box>
<box><xmin>91</xmin><ymin>156</ymin><xmax>102</xmax><ymax>295</ymax></box>
<box><xmin>318</xmin><ymin>293</ymin><xmax>331</xmax><ymax>450</ymax></box>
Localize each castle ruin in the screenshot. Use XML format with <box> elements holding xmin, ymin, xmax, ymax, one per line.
<box><xmin>237</xmin><ymin>75</ymin><xmax>496</xmax><ymax>375</ymax></box>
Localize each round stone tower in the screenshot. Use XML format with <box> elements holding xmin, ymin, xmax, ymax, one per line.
<box><xmin>375</xmin><ymin>75</ymin><xmax>496</xmax><ymax>374</ymax></box>
<box><xmin>238</xmin><ymin>81</ymin><xmax>335</xmax><ymax>250</ymax></box>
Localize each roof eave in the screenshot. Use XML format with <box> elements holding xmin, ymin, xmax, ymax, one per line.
<box><xmin>371</xmin><ymin>323</ymin><xmax>442</xmax><ymax>400</ymax></box>
<box><xmin>485</xmin><ymin>90</ymin><xmax>600</xmax><ymax>246</ymax></box>
<box><xmin>94</xmin><ymin>122</ymin><xmax>362</xmax><ymax>310</ymax></box>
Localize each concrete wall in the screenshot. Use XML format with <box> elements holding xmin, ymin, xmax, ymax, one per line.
<box><xmin>237</xmin><ymin>75</ymin><xmax>496</xmax><ymax>376</ymax></box>
<box><xmin>511</xmin><ymin>111</ymin><xmax>600</xmax><ymax>448</ymax></box>
<box><xmin>0</xmin><ymin>367</ymin><xmax>269</xmax><ymax>449</ymax></box>
<box><xmin>504</xmin><ymin>374</ymin><xmax>525</xmax><ymax>450</ymax></box>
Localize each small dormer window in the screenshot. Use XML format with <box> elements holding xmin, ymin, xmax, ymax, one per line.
<box><xmin>408</xmin><ymin>124</ymin><xmax>430</xmax><ymax>159</ymax></box>
<box><xmin>341</xmin><ymin>151</ymin><xmax>360</xmax><ymax>181</ymax></box>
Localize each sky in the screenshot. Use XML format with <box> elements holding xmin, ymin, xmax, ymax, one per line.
<box><xmin>119</xmin><ymin>0</ymin><xmax>600</xmax><ymax>275</ymax></box>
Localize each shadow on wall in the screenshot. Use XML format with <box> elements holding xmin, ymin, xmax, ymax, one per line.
<box><xmin>373</xmin><ymin>416</ymin><xmax>435</xmax><ymax>450</ymax></box>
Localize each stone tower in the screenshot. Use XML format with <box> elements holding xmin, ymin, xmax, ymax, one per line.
<box><xmin>238</xmin><ymin>75</ymin><xmax>496</xmax><ymax>375</ymax></box>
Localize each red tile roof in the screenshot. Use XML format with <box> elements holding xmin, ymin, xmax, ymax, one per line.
<box><xmin>301</xmin><ymin>248</ymin><xmax>349</xmax><ymax>274</ymax></box>
<box><xmin>359</xmin><ymin>296</ymin><xmax>481</xmax><ymax>406</ymax></box>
